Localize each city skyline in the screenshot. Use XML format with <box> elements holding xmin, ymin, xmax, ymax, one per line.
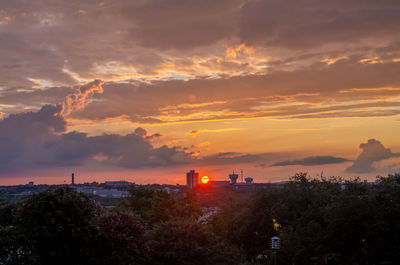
<box><xmin>1</xmin><ymin>0</ymin><xmax>400</xmax><ymax>185</ymax></box>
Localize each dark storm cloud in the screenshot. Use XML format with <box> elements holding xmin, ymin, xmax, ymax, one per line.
<box><xmin>134</xmin><ymin>127</ymin><xmax>163</xmax><ymax>141</ymax></box>
<box><xmin>0</xmin><ymin>105</ymin><xmax>191</xmax><ymax>175</ymax></box>
<box><xmin>44</xmin><ymin>129</ymin><xmax>189</xmax><ymax>169</ymax></box>
<box><xmin>0</xmin><ymin>101</ymin><xmax>279</xmax><ymax>175</ymax></box>
<box><xmin>0</xmin><ymin>104</ymin><xmax>66</xmax><ymax>170</ymax></box>
<box><xmin>346</xmin><ymin>139</ymin><xmax>400</xmax><ymax>173</ymax></box>
<box><xmin>272</xmin><ymin>156</ymin><xmax>350</xmax><ymax>167</ymax></box>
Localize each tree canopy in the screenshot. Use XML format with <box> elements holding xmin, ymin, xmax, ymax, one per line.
<box><xmin>1</xmin><ymin>174</ymin><xmax>400</xmax><ymax>265</ymax></box>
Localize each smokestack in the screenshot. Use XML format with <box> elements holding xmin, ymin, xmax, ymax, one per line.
<box><xmin>71</xmin><ymin>173</ymin><xmax>75</xmax><ymax>185</ymax></box>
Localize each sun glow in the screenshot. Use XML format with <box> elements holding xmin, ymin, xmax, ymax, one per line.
<box><xmin>201</xmin><ymin>175</ymin><xmax>210</xmax><ymax>184</ymax></box>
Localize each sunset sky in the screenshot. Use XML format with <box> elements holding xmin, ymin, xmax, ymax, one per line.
<box><xmin>1</xmin><ymin>0</ymin><xmax>400</xmax><ymax>185</ymax></box>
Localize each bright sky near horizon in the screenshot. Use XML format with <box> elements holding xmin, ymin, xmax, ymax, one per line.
<box><xmin>1</xmin><ymin>0</ymin><xmax>400</xmax><ymax>185</ymax></box>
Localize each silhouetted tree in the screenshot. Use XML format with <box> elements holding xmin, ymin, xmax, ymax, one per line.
<box><xmin>119</xmin><ymin>185</ymin><xmax>202</xmax><ymax>224</ymax></box>
<box><xmin>369</xmin><ymin>173</ymin><xmax>400</xmax><ymax>264</ymax></box>
<box><xmin>2</xmin><ymin>173</ymin><xmax>400</xmax><ymax>265</ymax></box>
<box><xmin>210</xmin><ymin>190</ymin><xmax>276</xmax><ymax>260</ymax></box>
<box><xmin>146</xmin><ymin>220</ymin><xmax>241</xmax><ymax>265</ymax></box>
<box><xmin>91</xmin><ymin>212</ymin><xmax>147</xmax><ymax>265</ymax></box>
<box><xmin>16</xmin><ymin>186</ymin><xmax>100</xmax><ymax>265</ymax></box>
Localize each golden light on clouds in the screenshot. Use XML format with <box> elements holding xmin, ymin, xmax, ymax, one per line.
<box><xmin>321</xmin><ymin>56</ymin><xmax>348</xmax><ymax>65</ymax></box>
<box><xmin>225</xmin><ymin>43</ymin><xmax>254</xmax><ymax>59</ymax></box>
<box><xmin>0</xmin><ymin>15</ymin><xmax>11</xmax><ymax>25</ymax></box>
<box><xmin>187</xmin><ymin>128</ymin><xmax>243</xmax><ymax>135</ymax></box>
<box><xmin>1</xmin><ymin>0</ymin><xmax>400</xmax><ymax>184</ymax></box>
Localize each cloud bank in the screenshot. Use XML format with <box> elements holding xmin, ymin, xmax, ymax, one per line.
<box><xmin>1</xmin><ymin>0</ymin><xmax>400</xmax><ymax>126</ymax></box>
<box><xmin>0</xmin><ymin>81</ymin><xmax>192</xmax><ymax>175</ymax></box>
<box><xmin>273</xmin><ymin>156</ymin><xmax>350</xmax><ymax>167</ymax></box>
<box><xmin>0</xmin><ymin>106</ymin><xmax>192</xmax><ymax>174</ymax></box>
<box><xmin>1</xmin><ymin>0</ymin><xmax>400</xmax><ymax>180</ymax></box>
<box><xmin>346</xmin><ymin>139</ymin><xmax>400</xmax><ymax>173</ymax></box>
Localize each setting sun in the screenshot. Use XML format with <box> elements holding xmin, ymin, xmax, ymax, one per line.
<box><xmin>201</xmin><ymin>176</ymin><xmax>210</xmax><ymax>184</ymax></box>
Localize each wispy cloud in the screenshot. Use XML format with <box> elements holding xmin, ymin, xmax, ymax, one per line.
<box><xmin>62</xmin><ymin>80</ymin><xmax>104</xmax><ymax>116</ymax></box>
<box><xmin>187</xmin><ymin>128</ymin><xmax>243</xmax><ymax>135</ymax></box>
<box><xmin>272</xmin><ymin>156</ymin><xmax>350</xmax><ymax>167</ymax></box>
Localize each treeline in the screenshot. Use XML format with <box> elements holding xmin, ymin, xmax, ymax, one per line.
<box><xmin>211</xmin><ymin>173</ymin><xmax>400</xmax><ymax>264</ymax></box>
<box><xmin>0</xmin><ymin>185</ymin><xmax>238</xmax><ymax>265</ymax></box>
<box><xmin>1</xmin><ymin>173</ymin><xmax>399</xmax><ymax>265</ymax></box>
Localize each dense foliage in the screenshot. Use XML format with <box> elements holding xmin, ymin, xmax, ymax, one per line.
<box><xmin>211</xmin><ymin>173</ymin><xmax>400</xmax><ymax>264</ymax></box>
<box><xmin>1</xmin><ymin>173</ymin><xmax>400</xmax><ymax>265</ymax></box>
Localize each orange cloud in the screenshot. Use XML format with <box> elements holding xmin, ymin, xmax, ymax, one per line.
<box><xmin>0</xmin><ymin>12</ymin><xmax>11</xmax><ymax>25</ymax></box>
<box><xmin>160</xmin><ymin>100</ymin><xmax>227</xmax><ymax>111</ymax></box>
<box><xmin>92</xmin><ymin>153</ymin><xmax>109</xmax><ymax>162</ymax></box>
<box><xmin>187</xmin><ymin>128</ymin><xmax>243</xmax><ymax>135</ymax></box>
<box><xmin>62</xmin><ymin>80</ymin><xmax>104</xmax><ymax>116</ymax></box>
<box><xmin>226</xmin><ymin>43</ymin><xmax>253</xmax><ymax>59</ymax></box>
<box><xmin>197</xmin><ymin>141</ymin><xmax>211</xmax><ymax>147</ymax></box>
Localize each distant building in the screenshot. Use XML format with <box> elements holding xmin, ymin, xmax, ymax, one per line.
<box><xmin>211</xmin><ymin>181</ymin><xmax>230</xmax><ymax>187</ymax></box>
<box><xmin>71</xmin><ymin>173</ymin><xmax>75</xmax><ymax>185</ymax></box>
<box><xmin>186</xmin><ymin>170</ymin><xmax>199</xmax><ymax>189</ymax></box>
<box><xmin>104</xmin><ymin>181</ymin><xmax>131</xmax><ymax>189</ymax></box>
<box><xmin>27</xmin><ymin>181</ymin><xmax>34</xmax><ymax>187</ymax></box>
<box><xmin>164</xmin><ymin>186</ymin><xmax>180</xmax><ymax>194</ymax></box>
<box><xmin>76</xmin><ymin>186</ymin><xmax>128</xmax><ymax>198</ymax></box>
<box><xmin>93</xmin><ymin>188</ymin><xmax>128</xmax><ymax>198</ymax></box>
